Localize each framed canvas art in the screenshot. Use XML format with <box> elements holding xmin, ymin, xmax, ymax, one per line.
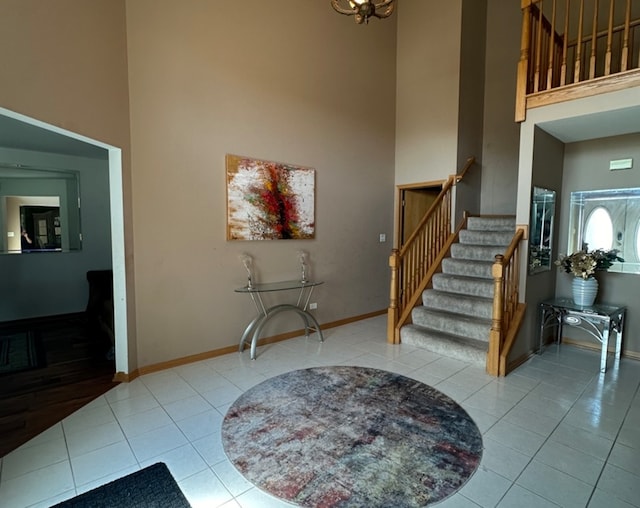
<box><xmin>226</xmin><ymin>154</ymin><xmax>315</xmax><ymax>240</ymax></box>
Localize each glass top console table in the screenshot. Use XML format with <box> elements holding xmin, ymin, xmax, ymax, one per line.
<box><xmin>235</xmin><ymin>280</ymin><xmax>324</xmax><ymax>360</ymax></box>
<box><xmin>539</xmin><ymin>297</ymin><xmax>625</xmax><ymax>373</ymax></box>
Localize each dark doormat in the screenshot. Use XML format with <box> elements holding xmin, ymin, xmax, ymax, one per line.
<box><xmin>50</xmin><ymin>462</ymin><xmax>192</xmax><ymax>508</ymax></box>
<box><xmin>0</xmin><ymin>331</ymin><xmax>46</xmax><ymax>375</ymax></box>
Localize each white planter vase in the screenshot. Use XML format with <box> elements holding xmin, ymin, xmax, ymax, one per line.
<box><xmin>572</xmin><ymin>277</ymin><xmax>598</xmax><ymax>307</ymax></box>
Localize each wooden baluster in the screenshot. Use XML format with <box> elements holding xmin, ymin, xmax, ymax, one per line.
<box><xmin>621</xmin><ymin>0</ymin><xmax>631</xmax><ymax>71</ymax></box>
<box><xmin>547</xmin><ymin>0</ymin><xmax>557</xmax><ymax>89</ymax></box>
<box><xmin>431</xmin><ymin>206</ymin><xmax>436</xmax><ymax>258</ymax></box>
<box><xmin>589</xmin><ymin>0</ymin><xmax>599</xmax><ymax>79</ymax></box>
<box><xmin>516</xmin><ymin>1</ymin><xmax>533</xmax><ymax>121</ymax></box>
<box><xmin>403</xmin><ymin>250</ymin><xmax>408</xmax><ymax>302</ymax></box>
<box><xmin>425</xmin><ymin>218</ymin><xmax>430</xmax><ymax>268</ymax></box>
<box><xmin>514</xmin><ymin>243</ymin><xmax>521</xmax><ymax>303</ymax></box>
<box><xmin>411</xmin><ymin>244</ymin><xmax>417</xmax><ymax>294</ymax></box>
<box><xmin>575</xmin><ymin>0</ymin><xmax>584</xmax><ymax>82</ymax></box>
<box><xmin>387</xmin><ymin>249</ymin><xmax>399</xmax><ymax>343</ymax></box>
<box><xmin>417</xmin><ymin>230</ymin><xmax>423</xmax><ymax>281</ymax></box>
<box><xmin>561</xmin><ymin>0</ymin><xmax>570</xmax><ymax>85</ymax></box>
<box><xmin>604</xmin><ymin>0</ymin><xmax>614</xmax><ymax>75</ymax></box>
<box><xmin>437</xmin><ymin>202</ymin><xmax>443</xmax><ymax>252</ymax></box>
<box><xmin>534</xmin><ymin>0</ymin><xmax>544</xmax><ymax>91</ymax></box>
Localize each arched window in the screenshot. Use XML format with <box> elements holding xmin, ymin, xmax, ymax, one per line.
<box><xmin>584</xmin><ymin>206</ymin><xmax>613</xmax><ymax>251</ymax></box>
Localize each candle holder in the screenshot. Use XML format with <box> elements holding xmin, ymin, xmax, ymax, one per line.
<box><xmin>239</xmin><ymin>253</ymin><xmax>254</xmax><ymax>288</ymax></box>
<box><xmin>297</xmin><ymin>250</ymin><xmax>308</xmax><ymax>283</ymax></box>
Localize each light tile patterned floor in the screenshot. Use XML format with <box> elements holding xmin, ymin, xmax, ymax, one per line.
<box><xmin>0</xmin><ymin>315</ymin><xmax>639</xmax><ymax>507</ymax></box>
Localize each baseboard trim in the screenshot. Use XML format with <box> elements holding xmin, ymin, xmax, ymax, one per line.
<box><xmin>504</xmin><ymin>339</ymin><xmax>640</xmax><ymax>378</ymax></box>
<box><xmin>506</xmin><ymin>349</ymin><xmax>536</xmax><ymax>374</ymax></box>
<box><xmin>562</xmin><ymin>337</ymin><xmax>640</xmax><ymax>360</ymax></box>
<box><xmin>118</xmin><ymin>310</ymin><xmax>387</xmax><ymax>382</ymax></box>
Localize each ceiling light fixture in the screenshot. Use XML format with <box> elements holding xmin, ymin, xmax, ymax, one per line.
<box><xmin>331</xmin><ymin>0</ymin><xmax>396</xmax><ymax>25</ymax></box>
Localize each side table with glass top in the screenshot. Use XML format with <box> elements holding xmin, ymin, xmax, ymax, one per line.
<box><xmin>539</xmin><ymin>297</ymin><xmax>626</xmax><ymax>373</ymax></box>
<box><xmin>235</xmin><ymin>280</ymin><xmax>324</xmax><ymax>360</ymax></box>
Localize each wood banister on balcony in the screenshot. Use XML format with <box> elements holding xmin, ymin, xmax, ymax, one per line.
<box><xmin>516</xmin><ymin>0</ymin><xmax>640</xmax><ymax>122</ymax></box>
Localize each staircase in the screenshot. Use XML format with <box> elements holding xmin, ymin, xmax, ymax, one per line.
<box><xmin>400</xmin><ymin>216</ymin><xmax>516</xmax><ymax>366</ymax></box>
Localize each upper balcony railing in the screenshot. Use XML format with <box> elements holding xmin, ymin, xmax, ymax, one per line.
<box><xmin>516</xmin><ymin>0</ymin><xmax>640</xmax><ymax>122</ymax></box>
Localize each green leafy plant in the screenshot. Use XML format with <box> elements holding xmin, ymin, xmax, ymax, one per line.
<box><xmin>555</xmin><ymin>249</ymin><xmax>624</xmax><ymax>279</ymax></box>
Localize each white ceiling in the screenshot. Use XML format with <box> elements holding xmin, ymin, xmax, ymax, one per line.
<box><xmin>536</xmin><ymin>105</ymin><xmax>640</xmax><ymax>143</ymax></box>
<box><xmin>0</xmin><ymin>113</ymin><xmax>107</xmax><ymax>159</ymax></box>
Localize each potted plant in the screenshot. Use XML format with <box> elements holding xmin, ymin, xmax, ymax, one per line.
<box><xmin>555</xmin><ymin>249</ymin><xmax>624</xmax><ymax>306</ymax></box>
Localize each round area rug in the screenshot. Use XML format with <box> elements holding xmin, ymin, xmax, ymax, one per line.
<box><xmin>222</xmin><ymin>366</ymin><xmax>482</xmax><ymax>507</ymax></box>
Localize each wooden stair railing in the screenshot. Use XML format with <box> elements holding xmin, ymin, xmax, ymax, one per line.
<box><xmin>487</xmin><ymin>228</ymin><xmax>527</xmax><ymax>376</ymax></box>
<box><xmin>387</xmin><ymin>156</ymin><xmax>475</xmax><ymax>344</ymax></box>
<box><xmin>516</xmin><ymin>0</ymin><xmax>640</xmax><ymax>122</ymax></box>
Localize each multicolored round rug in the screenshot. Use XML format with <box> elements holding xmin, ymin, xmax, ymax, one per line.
<box><xmin>222</xmin><ymin>366</ymin><xmax>482</xmax><ymax>507</ymax></box>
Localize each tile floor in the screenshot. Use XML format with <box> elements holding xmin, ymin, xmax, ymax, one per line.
<box><xmin>0</xmin><ymin>314</ymin><xmax>639</xmax><ymax>508</ymax></box>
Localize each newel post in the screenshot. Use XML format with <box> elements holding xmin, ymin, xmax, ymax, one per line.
<box><xmin>487</xmin><ymin>255</ymin><xmax>505</xmax><ymax>376</ymax></box>
<box><xmin>387</xmin><ymin>249</ymin><xmax>400</xmax><ymax>344</ymax></box>
<box><xmin>515</xmin><ymin>0</ymin><xmax>534</xmax><ymax>122</ymax></box>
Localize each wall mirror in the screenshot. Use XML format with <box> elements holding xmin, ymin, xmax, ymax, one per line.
<box><xmin>567</xmin><ymin>187</ymin><xmax>639</xmax><ymax>274</ymax></box>
<box><xmin>529</xmin><ymin>186</ymin><xmax>556</xmax><ymax>274</ymax></box>
<box><xmin>0</xmin><ymin>165</ymin><xmax>82</xmax><ymax>253</ymax></box>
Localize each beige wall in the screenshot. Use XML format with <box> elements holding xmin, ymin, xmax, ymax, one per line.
<box><xmin>125</xmin><ymin>0</ymin><xmax>397</xmax><ymax>366</ymax></box>
<box><xmin>517</xmin><ymin>89</ymin><xmax>640</xmax><ymax>366</ymax></box>
<box><xmin>0</xmin><ymin>0</ymin><xmax>131</xmax><ymax>149</ymax></box>
<box><xmin>454</xmin><ymin>0</ymin><xmax>487</xmax><ymax>221</ymax></box>
<box><xmin>516</xmin><ymin>127</ymin><xmax>565</xmax><ymax>362</ymax></box>
<box><xmin>395</xmin><ymin>0</ymin><xmax>463</xmax><ymax>185</ymax></box>
<box><xmin>0</xmin><ymin>0</ymin><xmax>137</xmax><ymax>368</ymax></box>
<box><xmin>556</xmin><ymin>133</ymin><xmax>640</xmax><ymax>355</ymax></box>
<box><xmin>481</xmin><ymin>0</ymin><xmax>521</xmax><ymax>214</ymax></box>
<box><xmin>0</xmin><ymin>0</ymin><xmax>396</xmax><ymax>369</ymax></box>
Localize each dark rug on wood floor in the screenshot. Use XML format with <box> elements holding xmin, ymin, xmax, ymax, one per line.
<box><xmin>50</xmin><ymin>462</ymin><xmax>191</xmax><ymax>508</ymax></box>
<box><xmin>222</xmin><ymin>366</ymin><xmax>483</xmax><ymax>507</ymax></box>
<box><xmin>0</xmin><ymin>331</ymin><xmax>45</xmax><ymax>375</ymax></box>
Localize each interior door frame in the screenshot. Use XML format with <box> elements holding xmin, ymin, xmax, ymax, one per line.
<box><xmin>0</xmin><ymin>107</ymin><xmax>129</xmax><ymax>375</ymax></box>
<box><xmin>396</xmin><ymin>179</ymin><xmax>445</xmax><ymax>249</ymax></box>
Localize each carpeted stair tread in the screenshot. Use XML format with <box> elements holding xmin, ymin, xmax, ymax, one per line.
<box><xmin>432</xmin><ymin>273</ymin><xmax>494</xmax><ymax>298</ymax></box>
<box><xmin>466</xmin><ymin>216</ymin><xmax>515</xmax><ymax>232</ymax></box>
<box><xmin>451</xmin><ymin>243</ymin><xmax>506</xmax><ymax>262</ymax></box>
<box><xmin>400</xmin><ymin>215</ymin><xmax>516</xmax><ymax>367</ymax></box>
<box><xmin>441</xmin><ymin>258</ymin><xmax>494</xmax><ymax>279</ymax></box>
<box><xmin>422</xmin><ymin>289</ymin><xmax>493</xmax><ymax>319</ymax></box>
<box><xmin>459</xmin><ymin>229</ymin><xmax>513</xmax><ymax>246</ymax></box>
<box><xmin>411</xmin><ymin>307</ymin><xmax>491</xmax><ymax>342</ymax></box>
<box><xmin>401</xmin><ymin>324</ymin><xmax>487</xmax><ymax>366</ymax></box>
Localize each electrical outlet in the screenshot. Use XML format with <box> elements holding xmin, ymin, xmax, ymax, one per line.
<box><xmin>379</xmin><ymin>233</ymin><xmax>386</xmax><ymax>243</ymax></box>
<box><xmin>309</xmin><ymin>302</ymin><xmax>318</xmax><ymax>310</ymax></box>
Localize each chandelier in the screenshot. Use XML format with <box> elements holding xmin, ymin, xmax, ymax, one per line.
<box><xmin>331</xmin><ymin>0</ymin><xmax>396</xmax><ymax>25</ymax></box>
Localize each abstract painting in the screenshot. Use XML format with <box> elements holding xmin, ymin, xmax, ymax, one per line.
<box><xmin>226</xmin><ymin>154</ymin><xmax>315</xmax><ymax>240</ymax></box>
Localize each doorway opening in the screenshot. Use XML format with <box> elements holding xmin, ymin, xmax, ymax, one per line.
<box><xmin>0</xmin><ymin>107</ymin><xmax>128</xmax><ymax>374</ymax></box>
<box><xmin>397</xmin><ymin>181</ymin><xmax>444</xmax><ymax>248</ymax></box>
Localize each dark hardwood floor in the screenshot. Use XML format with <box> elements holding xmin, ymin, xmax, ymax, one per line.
<box><xmin>0</xmin><ymin>313</ymin><xmax>118</xmax><ymax>458</ymax></box>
